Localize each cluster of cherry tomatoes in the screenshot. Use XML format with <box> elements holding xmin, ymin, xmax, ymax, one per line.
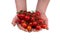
<box><xmin>16</xmin><ymin>10</ymin><xmax>48</xmax><ymax>32</ymax></box>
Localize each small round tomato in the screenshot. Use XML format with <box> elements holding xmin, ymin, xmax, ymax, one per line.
<box><xmin>21</xmin><ymin>20</ymin><xmax>25</xmax><ymax>23</ymax></box>
<box><xmin>21</xmin><ymin>22</ymin><xmax>27</xmax><ymax>28</ymax></box>
<box><xmin>32</xmin><ymin>21</ymin><xmax>38</xmax><ymax>26</ymax></box>
<box><xmin>38</xmin><ymin>19</ymin><xmax>44</xmax><ymax>24</ymax></box>
<box><xmin>36</xmin><ymin>25</ymin><xmax>41</xmax><ymax>30</ymax></box>
<box><xmin>27</xmin><ymin>26</ymin><xmax>32</xmax><ymax>31</ymax></box>
<box><xmin>25</xmin><ymin>16</ymin><xmax>30</xmax><ymax>21</ymax></box>
<box><xmin>41</xmin><ymin>24</ymin><xmax>48</xmax><ymax>29</ymax></box>
<box><xmin>17</xmin><ymin>14</ymin><xmax>25</xmax><ymax>19</ymax></box>
<box><xmin>35</xmin><ymin>11</ymin><xmax>41</xmax><ymax>16</ymax></box>
<box><xmin>31</xmin><ymin>17</ymin><xmax>35</xmax><ymax>21</ymax></box>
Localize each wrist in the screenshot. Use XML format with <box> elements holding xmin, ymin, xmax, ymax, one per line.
<box><xmin>36</xmin><ymin>9</ymin><xmax>45</xmax><ymax>15</ymax></box>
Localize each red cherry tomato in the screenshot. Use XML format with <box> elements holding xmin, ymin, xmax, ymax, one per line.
<box><xmin>21</xmin><ymin>20</ymin><xmax>25</xmax><ymax>23</ymax></box>
<box><xmin>17</xmin><ymin>14</ymin><xmax>25</xmax><ymax>19</ymax></box>
<box><xmin>21</xmin><ymin>22</ymin><xmax>27</xmax><ymax>28</ymax></box>
<box><xmin>27</xmin><ymin>26</ymin><xmax>32</xmax><ymax>31</ymax></box>
<box><xmin>35</xmin><ymin>11</ymin><xmax>41</xmax><ymax>16</ymax></box>
<box><xmin>41</xmin><ymin>24</ymin><xmax>48</xmax><ymax>29</ymax></box>
<box><xmin>32</xmin><ymin>21</ymin><xmax>38</xmax><ymax>26</ymax></box>
<box><xmin>31</xmin><ymin>17</ymin><xmax>35</xmax><ymax>21</ymax></box>
<box><xmin>36</xmin><ymin>25</ymin><xmax>41</xmax><ymax>30</ymax></box>
<box><xmin>25</xmin><ymin>16</ymin><xmax>30</xmax><ymax>21</ymax></box>
<box><xmin>38</xmin><ymin>19</ymin><xmax>44</xmax><ymax>24</ymax></box>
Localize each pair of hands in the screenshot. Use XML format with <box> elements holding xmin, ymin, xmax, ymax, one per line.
<box><xmin>12</xmin><ymin>13</ymin><xmax>48</xmax><ymax>32</ymax></box>
<box><xmin>12</xmin><ymin>0</ymin><xmax>49</xmax><ymax>32</ymax></box>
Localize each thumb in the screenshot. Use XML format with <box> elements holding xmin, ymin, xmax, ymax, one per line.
<box><xmin>12</xmin><ymin>16</ymin><xmax>18</xmax><ymax>26</ymax></box>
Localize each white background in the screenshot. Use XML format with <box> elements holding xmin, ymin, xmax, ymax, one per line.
<box><xmin>0</xmin><ymin>0</ymin><xmax>60</xmax><ymax>40</ymax></box>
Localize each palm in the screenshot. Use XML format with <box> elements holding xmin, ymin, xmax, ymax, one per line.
<box><xmin>12</xmin><ymin>16</ymin><xmax>28</xmax><ymax>32</ymax></box>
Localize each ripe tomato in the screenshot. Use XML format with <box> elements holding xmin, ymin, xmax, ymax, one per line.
<box><xmin>25</xmin><ymin>16</ymin><xmax>30</xmax><ymax>21</ymax></box>
<box><xmin>38</xmin><ymin>19</ymin><xmax>44</xmax><ymax>24</ymax></box>
<box><xmin>31</xmin><ymin>17</ymin><xmax>35</xmax><ymax>21</ymax></box>
<box><xmin>27</xmin><ymin>26</ymin><xmax>32</xmax><ymax>31</ymax></box>
<box><xmin>35</xmin><ymin>11</ymin><xmax>41</xmax><ymax>16</ymax></box>
<box><xmin>21</xmin><ymin>20</ymin><xmax>25</xmax><ymax>23</ymax></box>
<box><xmin>36</xmin><ymin>25</ymin><xmax>41</xmax><ymax>30</ymax></box>
<box><xmin>32</xmin><ymin>21</ymin><xmax>38</xmax><ymax>26</ymax></box>
<box><xmin>21</xmin><ymin>22</ymin><xmax>27</xmax><ymax>28</ymax></box>
<box><xmin>41</xmin><ymin>24</ymin><xmax>48</xmax><ymax>29</ymax></box>
<box><xmin>17</xmin><ymin>14</ymin><xmax>25</xmax><ymax>19</ymax></box>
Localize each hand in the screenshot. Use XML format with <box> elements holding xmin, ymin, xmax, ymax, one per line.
<box><xmin>41</xmin><ymin>13</ymin><xmax>48</xmax><ymax>26</ymax></box>
<box><xmin>12</xmin><ymin>16</ymin><xmax>28</xmax><ymax>32</ymax></box>
<box><xmin>33</xmin><ymin>13</ymin><xmax>48</xmax><ymax>32</ymax></box>
<box><xmin>40</xmin><ymin>13</ymin><xmax>48</xmax><ymax>30</ymax></box>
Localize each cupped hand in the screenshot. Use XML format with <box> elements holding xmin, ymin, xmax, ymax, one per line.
<box><xmin>41</xmin><ymin>13</ymin><xmax>48</xmax><ymax>30</ymax></box>
<box><xmin>12</xmin><ymin>16</ymin><xmax>28</xmax><ymax>32</ymax></box>
<box><xmin>33</xmin><ymin>13</ymin><xmax>48</xmax><ymax>32</ymax></box>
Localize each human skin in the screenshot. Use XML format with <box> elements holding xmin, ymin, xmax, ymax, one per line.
<box><xmin>36</xmin><ymin>0</ymin><xmax>50</xmax><ymax>30</ymax></box>
<box><xmin>36</xmin><ymin>0</ymin><xmax>50</xmax><ymax>14</ymax></box>
<box><xmin>12</xmin><ymin>0</ymin><xmax>28</xmax><ymax>31</ymax></box>
<box><xmin>15</xmin><ymin>0</ymin><xmax>27</xmax><ymax>12</ymax></box>
<box><xmin>12</xmin><ymin>0</ymin><xmax>50</xmax><ymax>32</ymax></box>
<box><xmin>33</xmin><ymin>0</ymin><xmax>50</xmax><ymax>32</ymax></box>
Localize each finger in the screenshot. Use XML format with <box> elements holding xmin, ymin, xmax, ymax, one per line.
<box><xmin>44</xmin><ymin>15</ymin><xmax>48</xmax><ymax>30</ymax></box>
<box><xmin>40</xmin><ymin>14</ymin><xmax>48</xmax><ymax>30</ymax></box>
<box><xmin>32</xmin><ymin>29</ymin><xmax>38</xmax><ymax>32</ymax></box>
<box><xmin>32</xmin><ymin>29</ymin><xmax>41</xmax><ymax>32</ymax></box>
<box><xmin>12</xmin><ymin>16</ymin><xmax>18</xmax><ymax>26</ymax></box>
<box><xmin>45</xmin><ymin>19</ymin><xmax>49</xmax><ymax>30</ymax></box>
<box><xmin>17</xmin><ymin>24</ymin><xmax>28</xmax><ymax>32</ymax></box>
